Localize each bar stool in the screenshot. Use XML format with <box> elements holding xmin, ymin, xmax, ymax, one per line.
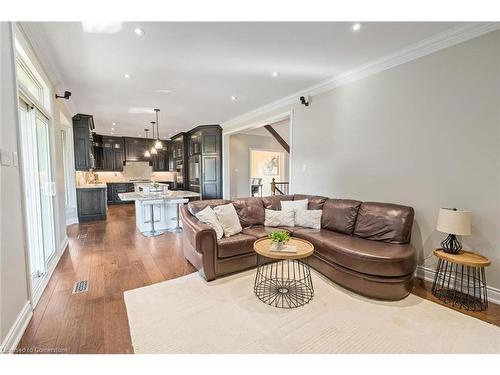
<box><xmin>142</xmin><ymin>199</ymin><xmax>166</xmax><ymax>237</ymax></box>
<box><xmin>166</xmin><ymin>198</ymin><xmax>188</xmax><ymax>233</ymax></box>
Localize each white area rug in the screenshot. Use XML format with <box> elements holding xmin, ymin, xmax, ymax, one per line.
<box><xmin>124</xmin><ymin>269</ymin><xmax>500</xmax><ymax>353</ymax></box>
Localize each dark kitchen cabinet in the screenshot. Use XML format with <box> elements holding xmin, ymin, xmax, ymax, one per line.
<box><xmin>151</xmin><ymin>141</ymin><xmax>171</xmax><ymax>172</ymax></box>
<box><xmin>124</xmin><ymin>137</ymin><xmax>151</xmax><ymax>162</ymax></box>
<box><xmin>185</xmin><ymin>125</ymin><xmax>222</xmax><ymax>199</ymax></box>
<box><xmin>102</xmin><ymin>136</ymin><xmax>124</xmax><ymax>171</ymax></box>
<box><xmin>107</xmin><ymin>183</ymin><xmax>134</xmax><ymax>204</ymax></box>
<box><xmin>171</xmin><ymin>133</ymin><xmax>187</xmax><ymax>189</ymax></box>
<box><xmin>77</xmin><ymin>187</ymin><xmax>107</xmax><ymax>221</ymax></box>
<box><xmin>73</xmin><ymin>113</ymin><xmax>95</xmax><ymax>171</ymax></box>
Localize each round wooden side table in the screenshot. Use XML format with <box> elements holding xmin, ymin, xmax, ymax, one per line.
<box><xmin>431</xmin><ymin>249</ymin><xmax>490</xmax><ymax>311</ymax></box>
<box><xmin>253</xmin><ymin>237</ymin><xmax>314</xmax><ymax>309</ymax></box>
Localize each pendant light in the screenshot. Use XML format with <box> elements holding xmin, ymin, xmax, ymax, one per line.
<box><xmin>144</xmin><ymin>128</ymin><xmax>151</xmax><ymax>158</ymax></box>
<box><xmin>150</xmin><ymin>121</ymin><xmax>158</xmax><ymax>155</ymax></box>
<box><xmin>154</xmin><ymin>108</ymin><xmax>163</xmax><ymax>150</ymax></box>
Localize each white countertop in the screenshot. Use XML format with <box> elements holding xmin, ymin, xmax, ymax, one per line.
<box><xmin>118</xmin><ymin>190</ymin><xmax>201</xmax><ymax>202</ymax></box>
<box><xmin>76</xmin><ymin>183</ymin><xmax>107</xmax><ymax>189</ymax></box>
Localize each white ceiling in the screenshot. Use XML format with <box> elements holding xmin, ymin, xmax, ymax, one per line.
<box><xmin>27</xmin><ymin>22</ymin><xmax>463</xmax><ymax>138</ymax></box>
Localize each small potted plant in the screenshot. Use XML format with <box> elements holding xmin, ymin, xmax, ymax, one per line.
<box><xmin>150</xmin><ymin>181</ymin><xmax>161</xmax><ymax>192</ymax></box>
<box><xmin>268</xmin><ymin>230</ymin><xmax>290</xmax><ymax>251</ymax></box>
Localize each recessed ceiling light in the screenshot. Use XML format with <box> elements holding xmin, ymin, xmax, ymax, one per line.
<box><xmin>175</xmin><ymin>129</ymin><xmax>179</xmax><ymax>132</ymax></box>
<box><xmin>111</xmin><ymin>127</ymin><xmax>115</xmax><ymax>131</ymax></box>
<box><xmin>155</xmin><ymin>89</ymin><xmax>173</xmax><ymax>93</ymax></box>
<box><xmin>124</xmin><ymin>73</ymin><xmax>131</xmax><ymax>79</ymax></box>
<box><xmin>134</xmin><ymin>28</ymin><xmax>145</xmax><ymax>36</ymax></box>
<box><xmin>352</xmin><ymin>23</ymin><xmax>362</xmax><ymax>32</ymax></box>
<box><xmin>231</xmin><ymin>96</ymin><xmax>238</xmax><ymax>101</ymax></box>
<box><xmin>82</xmin><ymin>22</ymin><xmax>123</xmax><ymax>34</ymax></box>
<box><xmin>272</xmin><ymin>72</ymin><xmax>280</xmax><ymax>77</ymax></box>
<box><xmin>112</xmin><ymin>122</ymin><xmax>116</xmax><ymax>126</ymax></box>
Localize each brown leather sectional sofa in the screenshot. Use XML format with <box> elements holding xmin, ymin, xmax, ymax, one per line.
<box><xmin>180</xmin><ymin>194</ymin><xmax>416</xmax><ymax>300</ymax></box>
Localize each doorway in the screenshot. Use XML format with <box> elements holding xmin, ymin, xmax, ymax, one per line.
<box><xmin>250</xmin><ymin>149</ymin><xmax>286</xmax><ymax>196</ymax></box>
<box><xmin>18</xmin><ymin>98</ymin><xmax>56</xmax><ymax>299</ymax></box>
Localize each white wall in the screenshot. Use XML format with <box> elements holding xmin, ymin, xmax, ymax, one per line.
<box><xmin>223</xmin><ymin>30</ymin><xmax>500</xmax><ymax>290</ymax></box>
<box><xmin>229</xmin><ymin>133</ymin><xmax>289</xmax><ymax>198</ymax></box>
<box><xmin>0</xmin><ymin>22</ymin><xmax>30</xmax><ymax>349</ymax></box>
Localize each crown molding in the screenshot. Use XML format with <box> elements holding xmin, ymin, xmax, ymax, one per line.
<box><xmin>222</xmin><ymin>22</ymin><xmax>500</xmax><ymax>130</ymax></box>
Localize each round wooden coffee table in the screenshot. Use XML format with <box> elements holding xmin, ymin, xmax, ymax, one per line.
<box><xmin>253</xmin><ymin>237</ymin><xmax>314</xmax><ymax>309</ymax></box>
<box><xmin>431</xmin><ymin>249</ymin><xmax>491</xmax><ymax>311</ymax></box>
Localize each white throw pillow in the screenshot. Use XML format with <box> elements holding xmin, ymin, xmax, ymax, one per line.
<box><xmin>295</xmin><ymin>209</ymin><xmax>322</xmax><ymax>230</ymax></box>
<box><xmin>281</xmin><ymin>199</ymin><xmax>309</xmax><ymax>212</ymax></box>
<box><xmin>195</xmin><ymin>206</ymin><xmax>224</xmax><ymax>240</ymax></box>
<box><xmin>264</xmin><ymin>209</ymin><xmax>295</xmax><ymax>227</ymax></box>
<box><xmin>213</xmin><ymin>203</ymin><xmax>243</xmax><ymax>237</ymax></box>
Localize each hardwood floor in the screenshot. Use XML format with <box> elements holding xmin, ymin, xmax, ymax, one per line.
<box><xmin>17</xmin><ymin>204</ymin><xmax>195</xmax><ymax>354</ymax></box>
<box><xmin>17</xmin><ymin>204</ymin><xmax>499</xmax><ymax>353</ymax></box>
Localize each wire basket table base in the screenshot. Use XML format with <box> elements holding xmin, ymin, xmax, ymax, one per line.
<box><xmin>431</xmin><ymin>258</ymin><xmax>488</xmax><ymax>311</ymax></box>
<box><xmin>254</xmin><ymin>257</ymin><xmax>314</xmax><ymax>309</ymax></box>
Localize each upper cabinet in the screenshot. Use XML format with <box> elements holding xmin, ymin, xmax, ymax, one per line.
<box><xmin>124</xmin><ymin>137</ymin><xmax>150</xmax><ymax>162</ymax></box>
<box><xmin>72</xmin><ymin>113</ymin><xmax>95</xmax><ymax>171</ymax></box>
<box><xmin>151</xmin><ymin>141</ymin><xmax>171</xmax><ymax>172</ymax></box>
<box><xmin>102</xmin><ymin>136</ymin><xmax>124</xmax><ymax>171</ymax></box>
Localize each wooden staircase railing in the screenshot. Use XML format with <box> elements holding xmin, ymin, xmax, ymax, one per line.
<box><xmin>271</xmin><ymin>178</ymin><xmax>289</xmax><ymax>195</ymax></box>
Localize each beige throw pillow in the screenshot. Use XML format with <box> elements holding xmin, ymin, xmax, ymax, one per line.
<box><xmin>195</xmin><ymin>206</ymin><xmax>224</xmax><ymax>239</ymax></box>
<box><xmin>213</xmin><ymin>203</ymin><xmax>243</xmax><ymax>237</ymax></box>
<box><xmin>281</xmin><ymin>199</ymin><xmax>309</xmax><ymax>212</ymax></box>
<box><xmin>264</xmin><ymin>209</ymin><xmax>295</xmax><ymax>227</ymax></box>
<box><xmin>295</xmin><ymin>209</ymin><xmax>322</xmax><ymax>229</ymax></box>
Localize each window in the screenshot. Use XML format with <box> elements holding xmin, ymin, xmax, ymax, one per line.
<box><xmin>14</xmin><ymin>38</ymin><xmax>50</xmax><ymax>112</ymax></box>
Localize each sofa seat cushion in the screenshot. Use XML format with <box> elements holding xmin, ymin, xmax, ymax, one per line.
<box><xmin>294</xmin><ymin>229</ymin><xmax>416</xmax><ymax>277</ymax></box>
<box><xmin>242</xmin><ymin>226</ymin><xmax>278</xmax><ymax>239</ymax></box>
<box><xmin>217</xmin><ymin>233</ymin><xmax>257</xmax><ymax>259</ymax></box>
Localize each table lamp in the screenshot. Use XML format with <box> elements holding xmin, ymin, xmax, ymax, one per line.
<box><xmin>436</xmin><ymin>208</ymin><xmax>471</xmax><ymax>254</ymax></box>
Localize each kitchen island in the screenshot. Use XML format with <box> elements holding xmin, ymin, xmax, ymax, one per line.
<box><xmin>118</xmin><ymin>190</ymin><xmax>200</xmax><ymax>236</ymax></box>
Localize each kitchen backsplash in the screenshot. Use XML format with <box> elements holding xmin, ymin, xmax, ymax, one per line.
<box><xmin>76</xmin><ymin>162</ymin><xmax>176</xmax><ymax>184</ymax></box>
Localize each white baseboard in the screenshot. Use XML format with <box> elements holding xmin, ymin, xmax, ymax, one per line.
<box><xmin>415</xmin><ymin>265</ymin><xmax>500</xmax><ymax>305</ymax></box>
<box><xmin>0</xmin><ymin>302</ymin><xmax>33</xmax><ymax>354</ymax></box>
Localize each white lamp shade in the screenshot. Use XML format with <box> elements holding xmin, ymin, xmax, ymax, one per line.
<box><xmin>150</xmin><ymin>146</ymin><xmax>157</xmax><ymax>155</ymax></box>
<box><xmin>436</xmin><ymin>208</ymin><xmax>471</xmax><ymax>235</ymax></box>
<box><xmin>155</xmin><ymin>139</ymin><xmax>163</xmax><ymax>149</ymax></box>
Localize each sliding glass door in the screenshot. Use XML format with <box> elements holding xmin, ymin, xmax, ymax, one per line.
<box><xmin>19</xmin><ymin>99</ymin><xmax>56</xmax><ymax>294</ymax></box>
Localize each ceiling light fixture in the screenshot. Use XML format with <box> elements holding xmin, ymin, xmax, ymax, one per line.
<box><xmin>82</xmin><ymin>22</ymin><xmax>123</xmax><ymax>34</ymax></box>
<box><xmin>134</xmin><ymin>28</ymin><xmax>145</xmax><ymax>36</ymax></box>
<box><xmin>231</xmin><ymin>96</ymin><xmax>237</xmax><ymax>101</ymax></box>
<box><xmin>150</xmin><ymin>122</ymin><xmax>158</xmax><ymax>155</ymax></box>
<box><xmin>154</xmin><ymin>109</ymin><xmax>163</xmax><ymax>150</ymax></box>
<box><xmin>144</xmin><ymin>128</ymin><xmax>151</xmax><ymax>158</ymax></box>
<box><xmin>124</xmin><ymin>73</ymin><xmax>131</xmax><ymax>79</ymax></box>
<box><xmin>112</xmin><ymin>122</ymin><xmax>116</xmax><ymax>126</ymax></box>
<box><xmin>352</xmin><ymin>23</ymin><xmax>362</xmax><ymax>32</ymax></box>
<box><xmin>155</xmin><ymin>89</ymin><xmax>173</xmax><ymax>93</ymax></box>
<box><xmin>272</xmin><ymin>72</ymin><xmax>280</xmax><ymax>77</ymax></box>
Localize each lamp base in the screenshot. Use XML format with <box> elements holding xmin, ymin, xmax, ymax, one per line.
<box><xmin>441</xmin><ymin>234</ymin><xmax>462</xmax><ymax>254</ymax></box>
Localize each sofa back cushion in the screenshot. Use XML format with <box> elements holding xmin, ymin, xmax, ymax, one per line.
<box><xmin>187</xmin><ymin>199</ymin><xmax>231</xmax><ymax>216</ymax></box>
<box><xmin>353</xmin><ymin>202</ymin><xmax>414</xmax><ymax>244</ymax></box>
<box><xmin>261</xmin><ymin>195</ymin><xmax>294</xmax><ymax>210</ymax></box>
<box><xmin>232</xmin><ymin>197</ymin><xmax>265</xmax><ymax>228</ymax></box>
<box><xmin>321</xmin><ymin>199</ymin><xmax>362</xmax><ymax>235</ymax></box>
<box><xmin>293</xmin><ymin>194</ymin><xmax>328</xmax><ymax>210</ymax></box>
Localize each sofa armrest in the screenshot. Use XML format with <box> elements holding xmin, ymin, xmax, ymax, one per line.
<box><xmin>180</xmin><ymin>205</ymin><xmax>217</xmax><ymax>280</ymax></box>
